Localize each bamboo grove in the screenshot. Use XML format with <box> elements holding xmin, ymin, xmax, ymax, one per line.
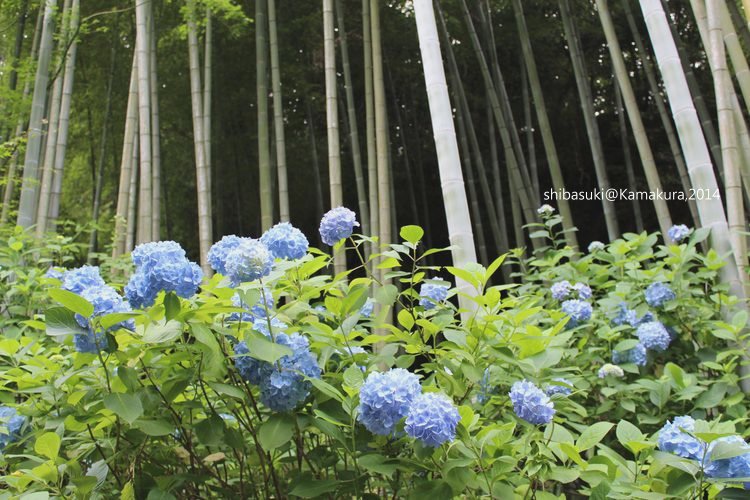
<box><xmin>1</xmin><ymin>0</ymin><xmax>749</xmax><ymax>295</ymax></box>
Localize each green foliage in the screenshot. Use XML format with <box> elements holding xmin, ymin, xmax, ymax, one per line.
<box><xmin>0</xmin><ymin>221</ymin><xmax>748</xmax><ymax>499</ymax></box>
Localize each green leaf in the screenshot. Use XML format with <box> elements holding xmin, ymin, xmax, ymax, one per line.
<box><xmin>397</xmin><ymin>309</ymin><xmax>415</xmax><ymax>330</ymax></box>
<box><xmin>164</xmin><ymin>292</ymin><xmax>181</xmax><ymax>321</ymax></box>
<box><xmin>400</xmin><ymin>225</ymin><xmax>424</xmax><ymax>244</ymax></box>
<box><xmin>446</xmin><ymin>267</ymin><xmax>479</xmax><ymax>289</ymax></box>
<box><xmin>289</xmin><ymin>477</ymin><xmax>339</xmax><ymax>498</ymax></box>
<box><xmin>45</xmin><ymin>307</ymin><xmax>87</xmax><ymax>337</ymax></box>
<box><xmin>616</xmin><ymin>419</ymin><xmax>643</xmax><ymax>444</ymax></box>
<box><xmin>142</xmin><ymin>320</ymin><xmax>184</xmax><ymax>344</ymax></box>
<box><xmin>374</xmin><ymin>284</ymin><xmax>398</xmax><ymax>306</ymax></box>
<box><xmin>34</xmin><ymin>432</ymin><xmax>61</xmax><ymax>460</ymax></box>
<box><xmin>135</xmin><ymin>419</ymin><xmax>174</xmax><ymax>436</ymax></box>
<box><xmin>258</xmin><ymin>414</ymin><xmax>295</xmax><ymax>451</ymax></box>
<box><xmin>121</xmin><ymin>482</ymin><xmax>136</xmax><ymax>500</ymax></box>
<box><xmin>245</xmin><ymin>333</ymin><xmax>293</xmax><ymax>363</ymax></box>
<box><xmin>49</xmin><ymin>288</ymin><xmax>94</xmax><ymax>317</ymax></box>
<box><xmin>484</xmin><ymin>254</ymin><xmax>507</xmax><ymax>284</ymax></box>
<box><xmin>104</xmin><ymin>393</ymin><xmax>143</xmax><ymax>424</ymax></box>
<box><xmin>559</xmin><ymin>442</ymin><xmax>585</xmax><ymax>466</ymax></box>
<box><xmin>195</xmin><ymin>415</ymin><xmax>225</xmax><ymax>446</ymax></box>
<box><xmin>99</xmin><ymin>312</ymin><xmax>140</xmax><ymax>331</ymax></box>
<box><xmin>309</xmin><ymin>378</ymin><xmax>344</xmax><ymax>402</ymax></box>
<box><xmin>343</xmin><ymin>363</ymin><xmax>364</xmax><ymax>389</ymax></box>
<box><xmin>576</xmin><ymin>422</ymin><xmax>614</xmax><ymax>451</ymax></box>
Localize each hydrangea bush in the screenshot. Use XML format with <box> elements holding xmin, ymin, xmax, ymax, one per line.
<box><xmin>0</xmin><ymin>212</ymin><xmax>749</xmax><ymax>498</ymax></box>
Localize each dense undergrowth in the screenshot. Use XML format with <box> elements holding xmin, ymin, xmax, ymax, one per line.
<box><xmin>0</xmin><ymin>208</ymin><xmax>748</xmax><ymax>499</ymax></box>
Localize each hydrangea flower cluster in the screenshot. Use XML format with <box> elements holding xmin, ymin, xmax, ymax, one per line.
<box><xmin>637</xmin><ymin>321</ymin><xmax>671</xmax><ymax>351</ymax></box>
<box><xmin>476</xmin><ymin>368</ymin><xmax>493</xmax><ymax>404</ymax></box>
<box><xmin>598</xmin><ymin>363</ymin><xmax>624</xmax><ymax>378</ymax></box>
<box><xmin>611</xmin><ymin>303</ymin><xmax>639</xmax><ymax>327</ymax></box>
<box><xmin>358</xmin><ymin>369</ymin><xmax>422</xmax><ymax>436</ymax></box>
<box><xmin>612</xmin><ymin>343</ymin><xmax>648</xmax><ymax>366</ymax></box>
<box><xmin>228</xmin><ymin>290</ymin><xmax>274</xmax><ymax>322</ymax></box>
<box><xmin>561</xmin><ymin>299</ymin><xmax>593</xmax><ymax>328</ymax></box>
<box><xmin>509</xmin><ymin>380</ymin><xmax>556</xmax><ymax>425</ymax></box>
<box><xmin>551</xmin><ymin>281</ymin><xmax>591</xmax><ymax>301</ymax></box>
<box><xmin>260</xmin><ymin>222</ymin><xmax>309</xmax><ymax>260</ymax></box>
<box><xmin>357</xmin><ymin>369</ymin><xmax>459</xmax><ymax>447</ymax></box>
<box><xmin>61</xmin><ymin>265</ymin><xmax>106</xmax><ymax>294</ymax></box>
<box><xmin>645</xmin><ymin>282</ymin><xmax>675</xmax><ymax>308</ymax></box>
<box><xmin>404</xmin><ymin>393</ymin><xmax>461</xmax><ymax>447</ymax></box>
<box><xmin>224</xmin><ymin>239</ymin><xmax>274</xmax><ymax>286</ymax></box>
<box><xmin>45</xmin><ymin>267</ymin><xmax>65</xmax><ymax>280</ymax></box>
<box><xmin>544</xmin><ymin>378</ymin><xmax>573</xmax><ymax>397</ymax></box>
<box><xmin>74</xmin><ymin>284</ymin><xmax>135</xmax><ymax>354</ymax></box>
<box><xmin>359</xmin><ymin>299</ymin><xmax>374</xmax><ymax>318</ymax></box>
<box><xmin>125</xmin><ymin>242</ymin><xmax>202</xmax><ymax>309</ymax></box>
<box><xmin>537</xmin><ymin>204</ymin><xmax>555</xmax><ymax>217</ymax></box>
<box><xmin>659</xmin><ymin>417</ymin><xmax>750</xmax><ymax>485</ymax></box>
<box><xmin>208</xmin><ymin>235</ymin><xmax>242</xmax><ymax>275</ymax></box>
<box><xmin>419</xmin><ymin>278</ymin><xmax>450</xmax><ymax>310</ymax></box>
<box><xmin>0</xmin><ymin>406</ymin><xmax>26</xmax><ymax>449</ymax></box>
<box><xmin>657</xmin><ymin>416</ymin><xmax>703</xmax><ymax>459</ymax></box>
<box><xmin>234</xmin><ymin>320</ymin><xmax>321</xmax><ymax>412</ymax></box>
<box><xmin>588</xmin><ymin>241</ymin><xmax>605</xmax><ymax>253</ymax></box>
<box><xmin>319</xmin><ymin>207</ymin><xmax>359</xmax><ymax>246</ymax></box>
<box><xmin>667</xmin><ymin>224</ymin><xmax>691</xmax><ymax>243</ymax></box>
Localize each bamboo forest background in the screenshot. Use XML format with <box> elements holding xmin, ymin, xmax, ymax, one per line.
<box><xmin>0</xmin><ymin>0</ymin><xmax>744</xmax><ymax>266</ymax></box>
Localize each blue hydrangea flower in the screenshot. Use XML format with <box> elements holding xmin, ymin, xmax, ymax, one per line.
<box><xmin>224</xmin><ymin>239</ymin><xmax>274</xmax><ymax>285</ymax></box>
<box><xmin>319</xmin><ymin>207</ymin><xmax>360</xmax><ymax>246</ymax></box>
<box><xmin>405</xmin><ymin>393</ymin><xmax>460</xmax><ymax>447</ymax></box>
<box><xmin>573</xmin><ymin>283</ymin><xmax>592</xmax><ymax>300</ymax></box>
<box><xmin>61</xmin><ymin>266</ymin><xmax>106</xmax><ymax>295</ymax></box>
<box><xmin>612</xmin><ymin>343</ymin><xmax>648</xmax><ymax>366</ymax></box>
<box><xmin>588</xmin><ymin>241</ymin><xmax>605</xmax><ymax>253</ymax></box>
<box><xmin>74</xmin><ymin>331</ymin><xmax>110</xmax><ymax>354</ymax></box>
<box><xmin>419</xmin><ymin>278</ymin><xmax>450</xmax><ymax>310</ymax></box>
<box><xmin>509</xmin><ymin>380</ymin><xmax>555</xmax><ymax>425</ymax></box>
<box><xmin>551</xmin><ymin>280</ymin><xmax>571</xmax><ymax>301</ymax></box>
<box><xmin>360</xmin><ymin>299</ymin><xmax>374</xmax><ymax>318</ymax></box>
<box><xmin>75</xmin><ymin>285</ymin><xmax>135</xmax><ymax>332</ymax></box>
<box><xmin>657</xmin><ymin>416</ymin><xmax>703</xmax><ymax>460</ymax></box>
<box><xmin>668</xmin><ymin>224</ymin><xmax>691</xmax><ymax>243</ymax></box>
<box><xmin>0</xmin><ymin>406</ymin><xmax>26</xmax><ymax>449</ymax></box>
<box><xmin>705</xmin><ymin>436</ymin><xmax>750</xmax><ymax>479</ymax></box>
<box><xmin>125</xmin><ymin>241</ymin><xmax>202</xmax><ymax>308</ymax></box>
<box><xmin>544</xmin><ymin>378</ymin><xmax>573</xmax><ymax>397</ymax></box>
<box><xmin>357</xmin><ymin>368</ymin><xmax>422</xmax><ymax>435</ymax></box>
<box><xmin>45</xmin><ymin>267</ymin><xmax>64</xmax><ymax>280</ymax></box>
<box><xmin>258</xmin><ymin>333</ymin><xmax>321</xmax><ymax>412</ymax></box>
<box><xmin>611</xmin><ymin>303</ymin><xmax>638</xmax><ymax>327</ymax></box>
<box><xmin>228</xmin><ymin>290</ymin><xmax>274</xmax><ymax>322</ymax></box>
<box><xmin>234</xmin><ymin>326</ymin><xmax>321</xmax><ymax>412</ymax></box>
<box><xmin>598</xmin><ymin>363</ymin><xmax>624</xmax><ymax>378</ymax></box>
<box><xmin>561</xmin><ymin>299</ymin><xmax>592</xmax><ymax>328</ymax></box>
<box><xmin>637</xmin><ymin>321</ymin><xmax>671</xmax><ymax>351</ymax></box>
<box><xmin>208</xmin><ymin>235</ymin><xmax>243</xmax><ymax>275</ymax></box>
<box><xmin>645</xmin><ymin>282</ymin><xmax>675</xmax><ymax>308</ymax></box>
<box><xmin>260</xmin><ymin>222</ymin><xmax>309</xmax><ymax>260</ymax></box>
<box><xmin>635</xmin><ymin>311</ymin><xmax>655</xmax><ymax>326</ymax></box>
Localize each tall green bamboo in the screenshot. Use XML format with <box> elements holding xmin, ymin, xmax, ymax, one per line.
<box><xmin>621</xmin><ymin>0</ymin><xmax>699</xmax><ymax>228</ymax></box>
<box><xmin>113</xmin><ymin>55</ymin><xmax>138</xmax><ymax>257</ymax></box>
<box><xmin>371</xmin><ymin>0</ymin><xmax>391</xmax><ymax>254</ymax></box>
<box><xmin>149</xmin><ymin>12</ymin><xmax>161</xmax><ymax>240</ymax></box>
<box><xmin>336</xmin><ymin>0</ymin><xmax>369</xmax><ymax>235</ymax></box>
<box><xmin>559</xmin><ymin>0</ymin><xmax>619</xmax><ymax>240</ymax></box>
<box><xmin>323</xmin><ymin>0</ymin><xmax>345</xmax><ymax>274</ymax></box>
<box><xmin>413</xmin><ymin>0</ymin><xmax>477</xmax><ymax>312</ymax></box>
<box><xmin>187</xmin><ymin>0</ymin><xmax>212</xmax><ymax>274</ymax></box>
<box><xmin>268</xmin><ymin>0</ymin><xmax>288</xmax><ymax>221</ymax></box>
<box><xmin>706</xmin><ymin>0</ymin><xmax>748</xmax><ymax>285</ymax></box>
<box><xmin>135</xmin><ymin>0</ymin><xmax>153</xmax><ymax>244</ymax></box>
<box><xmin>511</xmin><ymin>0</ymin><xmax>578</xmax><ymax>249</ymax></box>
<box><xmin>638</xmin><ymin>0</ymin><xmax>750</xmax><ymax>390</ymax></box>
<box><xmin>614</xmin><ymin>80</ymin><xmax>645</xmax><ymax>232</ymax></box>
<box><xmin>16</xmin><ymin>0</ymin><xmax>57</xmax><ymax>228</ymax></box>
<box><xmin>363</xmin><ymin>0</ymin><xmax>378</xmax><ymax>247</ymax></box>
<box><xmin>596</xmin><ymin>0</ymin><xmax>673</xmax><ymax>237</ymax></box>
<box><xmin>256</xmin><ymin>0</ymin><xmax>272</xmax><ymax>231</ymax></box>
